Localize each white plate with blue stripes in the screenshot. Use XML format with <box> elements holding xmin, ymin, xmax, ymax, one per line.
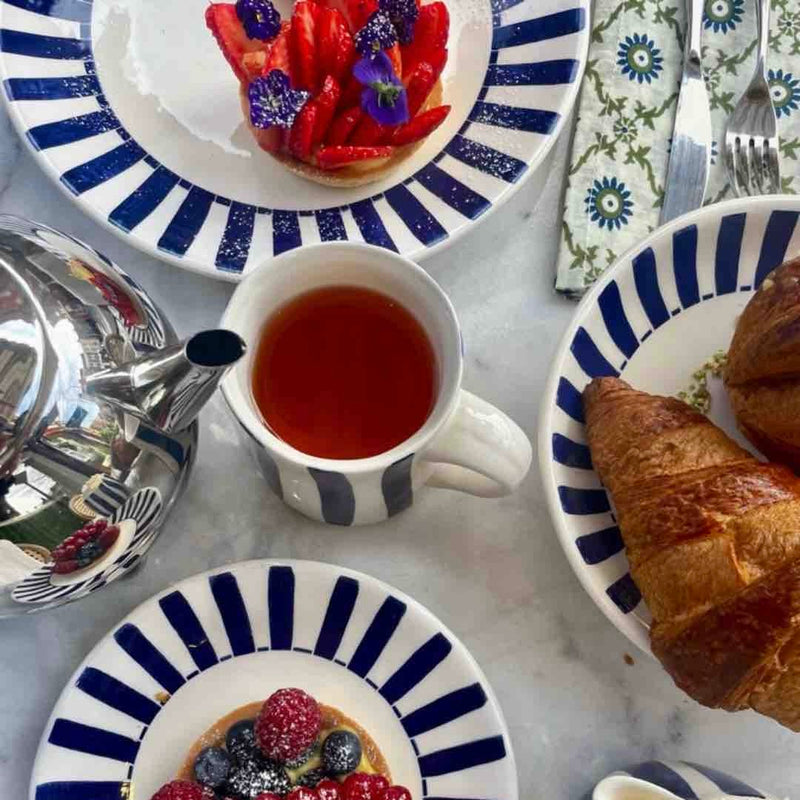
<box><xmin>0</xmin><ymin>0</ymin><xmax>588</xmax><ymax>282</ymax></box>
<box><xmin>30</xmin><ymin>559</ymin><xmax>517</xmax><ymax>800</ymax></box>
<box><xmin>539</xmin><ymin>196</ymin><xmax>800</xmax><ymax>656</ymax></box>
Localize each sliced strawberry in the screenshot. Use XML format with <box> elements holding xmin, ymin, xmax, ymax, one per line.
<box><xmin>339</xmin><ymin>74</ymin><xmax>363</xmax><ymax>110</ymax></box>
<box><xmin>317</xmin><ymin>144</ymin><xmax>394</xmax><ymax>169</ymax></box>
<box><xmin>391</xmin><ymin>103</ymin><xmax>450</xmax><ymax>145</ymax></box>
<box><xmin>401</xmin><ymin>1</ymin><xmax>449</xmax><ymax>80</ymax></box>
<box><xmin>265</xmin><ymin>21</ymin><xmax>293</xmax><ymax>77</ymax></box>
<box><xmin>429</xmin><ymin>46</ymin><xmax>448</xmax><ymax>79</ymax></box>
<box><xmin>289</xmin><ymin>101</ymin><xmax>318</xmax><ymax>160</ymax></box>
<box><xmin>327</xmin><ymin>106</ymin><xmax>363</xmax><ymax>144</ymax></box>
<box><xmin>312</xmin><ymin>75</ymin><xmax>342</xmax><ymax>144</ymax></box>
<box><xmin>253</xmin><ymin>126</ymin><xmax>285</xmax><ymax>153</ymax></box>
<box><xmin>349</xmin><ymin>115</ymin><xmax>386</xmax><ymax>146</ymax></box>
<box><xmin>206</xmin><ymin>3</ymin><xmax>269</xmax><ymax>83</ymax></box>
<box><xmin>386</xmin><ymin>43</ymin><xmax>402</xmax><ymax>78</ymax></box>
<box><xmin>318</xmin><ymin>8</ymin><xmax>355</xmax><ymax>83</ymax></box>
<box><xmin>404</xmin><ymin>60</ymin><xmax>436</xmax><ymax>117</ymax></box>
<box><xmin>292</xmin><ymin>1</ymin><xmax>319</xmax><ymax>92</ymax></box>
<box><xmin>322</xmin><ymin>0</ymin><xmax>377</xmax><ymax>33</ymax></box>
<box><xmin>242</xmin><ymin>50</ymin><xmax>269</xmax><ymax>78</ymax></box>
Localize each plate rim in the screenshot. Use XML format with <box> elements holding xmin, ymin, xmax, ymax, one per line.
<box><xmin>29</xmin><ymin>557</ymin><xmax>519</xmax><ymax>800</ymax></box>
<box><xmin>0</xmin><ymin>0</ymin><xmax>591</xmax><ymax>283</ymax></box>
<box><xmin>537</xmin><ymin>193</ymin><xmax>800</xmax><ymax>656</ymax></box>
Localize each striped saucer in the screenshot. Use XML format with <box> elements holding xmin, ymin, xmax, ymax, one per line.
<box><xmin>539</xmin><ymin>195</ymin><xmax>800</xmax><ymax>655</ymax></box>
<box><xmin>30</xmin><ymin>559</ymin><xmax>517</xmax><ymax>800</ymax></box>
<box><xmin>0</xmin><ymin>0</ymin><xmax>588</xmax><ymax>281</ymax></box>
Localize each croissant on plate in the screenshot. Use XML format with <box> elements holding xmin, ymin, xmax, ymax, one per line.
<box><xmin>726</xmin><ymin>256</ymin><xmax>800</xmax><ymax>472</ymax></box>
<box><xmin>584</xmin><ymin>376</ymin><xmax>800</xmax><ymax>730</ymax></box>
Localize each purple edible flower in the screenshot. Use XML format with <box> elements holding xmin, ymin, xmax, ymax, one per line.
<box><xmin>236</xmin><ymin>0</ymin><xmax>281</xmax><ymax>41</ymax></box>
<box><xmin>353</xmin><ymin>51</ymin><xmax>409</xmax><ymax>126</ymax></box>
<box><xmin>354</xmin><ymin>11</ymin><xmax>398</xmax><ymax>56</ymax></box>
<box><xmin>379</xmin><ymin>0</ymin><xmax>419</xmax><ymax>44</ymax></box>
<box><xmin>248</xmin><ymin>70</ymin><xmax>310</xmax><ymax>129</ymax></box>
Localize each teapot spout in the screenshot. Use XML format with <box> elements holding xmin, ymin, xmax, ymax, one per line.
<box><xmin>86</xmin><ymin>329</ymin><xmax>246</xmax><ymax>433</ymax></box>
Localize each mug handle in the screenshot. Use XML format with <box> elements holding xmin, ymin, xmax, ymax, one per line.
<box><xmin>420</xmin><ymin>390</ymin><xmax>532</xmax><ymax>498</ymax></box>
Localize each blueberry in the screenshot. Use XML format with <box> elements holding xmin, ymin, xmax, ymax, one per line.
<box><xmin>226</xmin><ymin>719</ymin><xmax>257</xmax><ymax>760</ymax></box>
<box><xmin>194</xmin><ymin>746</ymin><xmax>231</xmax><ymax>788</ymax></box>
<box><xmin>225</xmin><ymin>756</ymin><xmax>291</xmax><ymax>799</ymax></box>
<box><xmin>322</xmin><ymin>730</ymin><xmax>362</xmax><ymax>775</ymax></box>
<box><xmin>296</xmin><ymin>768</ymin><xmax>327</xmax><ymax>788</ymax></box>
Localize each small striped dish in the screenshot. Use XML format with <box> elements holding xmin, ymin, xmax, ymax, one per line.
<box><xmin>30</xmin><ymin>559</ymin><xmax>516</xmax><ymax>800</ymax></box>
<box><xmin>0</xmin><ymin>0</ymin><xmax>588</xmax><ymax>281</ymax></box>
<box><xmin>539</xmin><ymin>196</ymin><xmax>800</xmax><ymax>655</ymax></box>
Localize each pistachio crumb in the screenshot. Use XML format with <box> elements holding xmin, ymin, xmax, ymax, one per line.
<box><xmin>676</xmin><ymin>350</ymin><xmax>728</xmax><ymax>414</ymax></box>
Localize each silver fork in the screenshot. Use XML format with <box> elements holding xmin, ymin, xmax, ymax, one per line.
<box><xmin>724</xmin><ymin>0</ymin><xmax>780</xmax><ymax>195</ymax></box>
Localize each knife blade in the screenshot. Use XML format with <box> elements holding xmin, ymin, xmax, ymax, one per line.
<box><xmin>660</xmin><ymin>0</ymin><xmax>713</xmax><ymax>224</ymax></box>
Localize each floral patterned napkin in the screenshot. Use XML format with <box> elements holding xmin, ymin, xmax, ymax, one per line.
<box><xmin>555</xmin><ymin>0</ymin><xmax>800</xmax><ymax>297</ymax></box>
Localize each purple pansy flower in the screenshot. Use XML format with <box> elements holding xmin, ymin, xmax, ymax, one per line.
<box><xmin>354</xmin><ymin>11</ymin><xmax>398</xmax><ymax>55</ymax></box>
<box><xmin>353</xmin><ymin>51</ymin><xmax>410</xmax><ymax>126</ymax></box>
<box><xmin>236</xmin><ymin>0</ymin><xmax>281</xmax><ymax>41</ymax></box>
<box><xmin>379</xmin><ymin>0</ymin><xmax>419</xmax><ymax>44</ymax></box>
<box><xmin>248</xmin><ymin>70</ymin><xmax>310</xmax><ymax>129</ymax></box>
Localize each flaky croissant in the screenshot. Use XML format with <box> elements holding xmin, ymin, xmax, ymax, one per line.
<box><xmin>584</xmin><ymin>376</ymin><xmax>800</xmax><ymax>730</ymax></box>
<box><xmin>726</xmin><ymin>256</ymin><xmax>800</xmax><ymax>471</ymax></box>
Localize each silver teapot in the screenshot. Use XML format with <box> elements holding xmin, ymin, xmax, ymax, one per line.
<box><xmin>0</xmin><ymin>216</ymin><xmax>244</xmax><ymax>617</ymax></box>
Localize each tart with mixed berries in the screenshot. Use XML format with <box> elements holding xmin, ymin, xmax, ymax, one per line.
<box><xmin>206</xmin><ymin>0</ymin><xmax>450</xmax><ymax>185</ymax></box>
<box><xmin>149</xmin><ymin>688</ymin><xmax>412</xmax><ymax>800</ymax></box>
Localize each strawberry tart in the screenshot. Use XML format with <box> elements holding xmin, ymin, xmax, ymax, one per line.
<box><xmin>206</xmin><ymin>0</ymin><xmax>450</xmax><ymax>185</ymax></box>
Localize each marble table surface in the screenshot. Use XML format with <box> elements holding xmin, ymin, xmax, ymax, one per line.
<box><xmin>0</xmin><ymin>104</ymin><xmax>798</xmax><ymax>800</ymax></box>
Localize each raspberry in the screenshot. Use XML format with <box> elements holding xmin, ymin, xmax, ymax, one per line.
<box><xmin>317</xmin><ymin>779</ymin><xmax>342</xmax><ymax>800</ymax></box>
<box><xmin>255</xmin><ymin>688</ymin><xmax>321</xmax><ymax>762</ymax></box>
<box><xmin>51</xmin><ymin>521</ymin><xmax>120</xmax><ymax>574</ymax></box>
<box><xmin>254</xmin><ymin>795</ymin><xmax>283</xmax><ymax>800</ymax></box>
<box><xmin>342</xmin><ymin>774</ymin><xmax>379</xmax><ymax>800</ymax></box>
<box><xmin>380</xmin><ymin>788</ymin><xmax>412</xmax><ymax>800</ymax></box>
<box><xmin>287</xmin><ymin>788</ymin><xmax>318</xmax><ymax>800</ymax></box>
<box><xmin>369</xmin><ymin>776</ymin><xmax>389</xmax><ymax>795</ymax></box>
<box><xmin>150</xmin><ymin>780</ymin><xmax>214</xmax><ymax>800</ymax></box>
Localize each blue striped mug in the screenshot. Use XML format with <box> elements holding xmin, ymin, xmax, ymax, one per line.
<box><xmin>221</xmin><ymin>242</ymin><xmax>532</xmax><ymax>525</ymax></box>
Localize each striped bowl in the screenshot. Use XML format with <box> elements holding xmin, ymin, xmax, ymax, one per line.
<box><xmin>539</xmin><ymin>195</ymin><xmax>800</xmax><ymax>654</ymax></box>
<box><xmin>0</xmin><ymin>0</ymin><xmax>589</xmax><ymax>281</ymax></box>
<box><xmin>30</xmin><ymin>559</ymin><xmax>517</xmax><ymax>800</ymax></box>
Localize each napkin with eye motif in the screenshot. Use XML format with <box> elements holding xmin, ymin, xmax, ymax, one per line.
<box><xmin>555</xmin><ymin>0</ymin><xmax>800</xmax><ymax>298</ymax></box>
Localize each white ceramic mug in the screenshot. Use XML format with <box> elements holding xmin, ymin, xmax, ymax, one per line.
<box><xmin>220</xmin><ymin>242</ymin><xmax>532</xmax><ymax>526</ymax></box>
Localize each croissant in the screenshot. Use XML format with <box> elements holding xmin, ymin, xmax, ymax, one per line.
<box><xmin>584</xmin><ymin>376</ymin><xmax>800</xmax><ymax>730</ymax></box>
<box><xmin>726</xmin><ymin>256</ymin><xmax>800</xmax><ymax>471</ymax></box>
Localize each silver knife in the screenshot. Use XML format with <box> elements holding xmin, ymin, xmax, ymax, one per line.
<box><xmin>660</xmin><ymin>0</ymin><xmax>713</xmax><ymax>224</ymax></box>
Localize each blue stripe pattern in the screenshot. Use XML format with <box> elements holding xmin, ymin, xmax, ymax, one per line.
<box><xmin>576</xmin><ymin>526</ymin><xmax>624</xmax><ymax>565</ymax></box>
<box><xmin>715</xmin><ymin>213</ymin><xmax>745</xmax><ymax>294</ymax></box>
<box><xmin>631</xmin><ymin>763</ymin><xmax>698</xmax><ymax>800</ymax></box>
<box><xmin>414</xmin><ymin>162</ymin><xmax>490</xmax><ymax>219</ymax></box>
<box><xmin>48</xmin><ymin>719</ymin><xmax>139</xmax><ymax>762</ymax></box>
<box><xmin>598</xmin><ymin>281</ymin><xmax>638</xmax><ymax>359</ymax></box>
<box><xmin>268</xmin><ymin>565</ymin><xmax>295</xmax><ymax>650</ymax></box>
<box><xmin>419</xmin><ymin>735</ymin><xmax>506</xmax><ymax>777</ymax></box>
<box><xmin>216</xmin><ymin>202</ymin><xmax>256</xmax><ymax>272</ymax></box>
<box><xmin>308</xmin><ymin>468</ymin><xmax>356</xmax><ymax>526</ymax></box>
<box><xmin>4</xmin><ymin>0</ymin><xmax>92</xmax><ymax>22</ymax></box>
<box><xmin>36</xmin><ymin>783</ymin><xmax>129</xmax><ymax>800</ymax></box>
<box><xmin>27</xmin><ymin>109</ymin><xmax>116</xmax><ymax>150</ymax></box>
<box><xmin>633</xmin><ymin>247</ymin><xmax>669</xmax><ymax>329</ymax></box>
<box><xmin>555</xmin><ymin>377</ymin><xmax>585</xmax><ymax>422</ymax></box>
<box><xmin>485</xmin><ymin>59</ymin><xmax>579</xmax><ymax>85</ymax></box>
<box><xmin>673</xmin><ymin>225</ymin><xmax>699</xmax><ymax>309</ymax></box>
<box><xmin>158</xmin><ymin>187</ymin><xmax>214</xmax><ymax>256</ymax></box>
<box><xmin>402</xmin><ymin>683</ymin><xmax>487</xmax><ymax>737</ymax></box>
<box><xmin>316</xmin><ymin>208</ymin><xmax>347</xmax><ymax>241</ymax></box>
<box><xmin>570</xmin><ymin>327</ymin><xmax>619</xmax><ymax>378</ymax></box>
<box><xmin>114</xmin><ymin>623</ymin><xmax>185</xmax><ymax>693</ymax></box>
<box><xmin>160</xmin><ymin>591</ymin><xmax>218</xmax><ymax>670</ymax></box>
<box><xmin>606</xmin><ymin>573</ymin><xmax>641</xmax><ymax>613</ymax></box>
<box><xmin>210</xmin><ymin>572</ymin><xmax>255</xmax><ymax>656</ymax></box>
<box><xmin>272</xmin><ymin>210</ymin><xmax>301</xmax><ymax>255</ymax></box>
<box><xmin>558</xmin><ymin>486</ymin><xmax>610</xmax><ymax>515</ymax></box>
<box><xmin>385</xmin><ymin>185</ymin><xmax>448</xmax><ymax>246</ymax></box>
<box><xmin>62</xmin><ymin>139</ymin><xmax>146</xmax><ymax>195</ymax></box>
<box><xmin>349</xmin><ymin>596</ymin><xmax>406</xmax><ymax>677</ymax></box>
<box><xmin>381</xmin><ymin>633</ymin><xmax>452</xmax><ymax>704</ymax></box>
<box><xmin>351</xmin><ymin>200</ymin><xmax>397</xmax><ymax>251</ymax></box>
<box><xmin>381</xmin><ymin>454</ymin><xmax>415</xmax><ymax>517</ymax></box>
<box><xmin>492</xmin><ymin>8</ymin><xmax>585</xmax><ymax>48</ymax></box>
<box><xmin>0</xmin><ymin>29</ymin><xmax>90</xmax><ymax>59</ymax></box>
<box><xmin>445</xmin><ymin>134</ymin><xmax>527</xmax><ymax>183</ymax></box>
<box><xmin>686</xmin><ymin>762</ymin><xmax>763</xmax><ymax>798</ymax></box>
<box><xmin>76</xmin><ymin>667</ymin><xmax>160</xmax><ymax>724</ymax></box>
<box><xmin>110</xmin><ymin>167</ymin><xmax>180</xmax><ymax>232</ymax></box>
<box><xmin>4</xmin><ymin>74</ymin><xmax>100</xmax><ymax>101</ymax></box>
<box><xmin>469</xmin><ymin>101</ymin><xmax>558</xmax><ymax>134</ymax></box>
<box><xmin>552</xmin><ymin>433</ymin><xmax>592</xmax><ymax>468</ymax></box>
<box><xmin>754</xmin><ymin>209</ymin><xmax>799</xmax><ymax>287</ymax></box>
<box><xmin>315</xmin><ymin>576</ymin><xmax>359</xmax><ymax>659</ymax></box>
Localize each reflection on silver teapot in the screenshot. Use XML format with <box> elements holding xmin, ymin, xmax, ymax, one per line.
<box><xmin>0</xmin><ymin>216</ymin><xmax>244</xmax><ymax>617</ymax></box>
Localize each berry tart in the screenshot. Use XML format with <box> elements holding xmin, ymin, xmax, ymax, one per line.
<box><xmin>206</xmin><ymin>0</ymin><xmax>451</xmax><ymax>185</ymax></box>
<box><xmin>148</xmin><ymin>688</ymin><xmax>412</xmax><ymax>800</ymax></box>
<box><xmin>50</xmin><ymin>519</ymin><xmax>121</xmax><ymax>575</ymax></box>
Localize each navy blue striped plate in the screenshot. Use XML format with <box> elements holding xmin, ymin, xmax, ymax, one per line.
<box><xmin>0</xmin><ymin>0</ymin><xmax>588</xmax><ymax>281</ymax></box>
<box><xmin>539</xmin><ymin>196</ymin><xmax>800</xmax><ymax>655</ymax></box>
<box><xmin>30</xmin><ymin>559</ymin><xmax>517</xmax><ymax>799</ymax></box>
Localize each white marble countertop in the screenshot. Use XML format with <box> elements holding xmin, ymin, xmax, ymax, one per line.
<box><xmin>0</xmin><ymin>106</ymin><xmax>798</xmax><ymax>800</ymax></box>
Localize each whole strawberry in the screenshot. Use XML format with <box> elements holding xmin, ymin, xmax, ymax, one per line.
<box><xmin>255</xmin><ymin>688</ymin><xmax>321</xmax><ymax>763</ymax></box>
<box><xmin>150</xmin><ymin>780</ymin><xmax>215</xmax><ymax>800</ymax></box>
